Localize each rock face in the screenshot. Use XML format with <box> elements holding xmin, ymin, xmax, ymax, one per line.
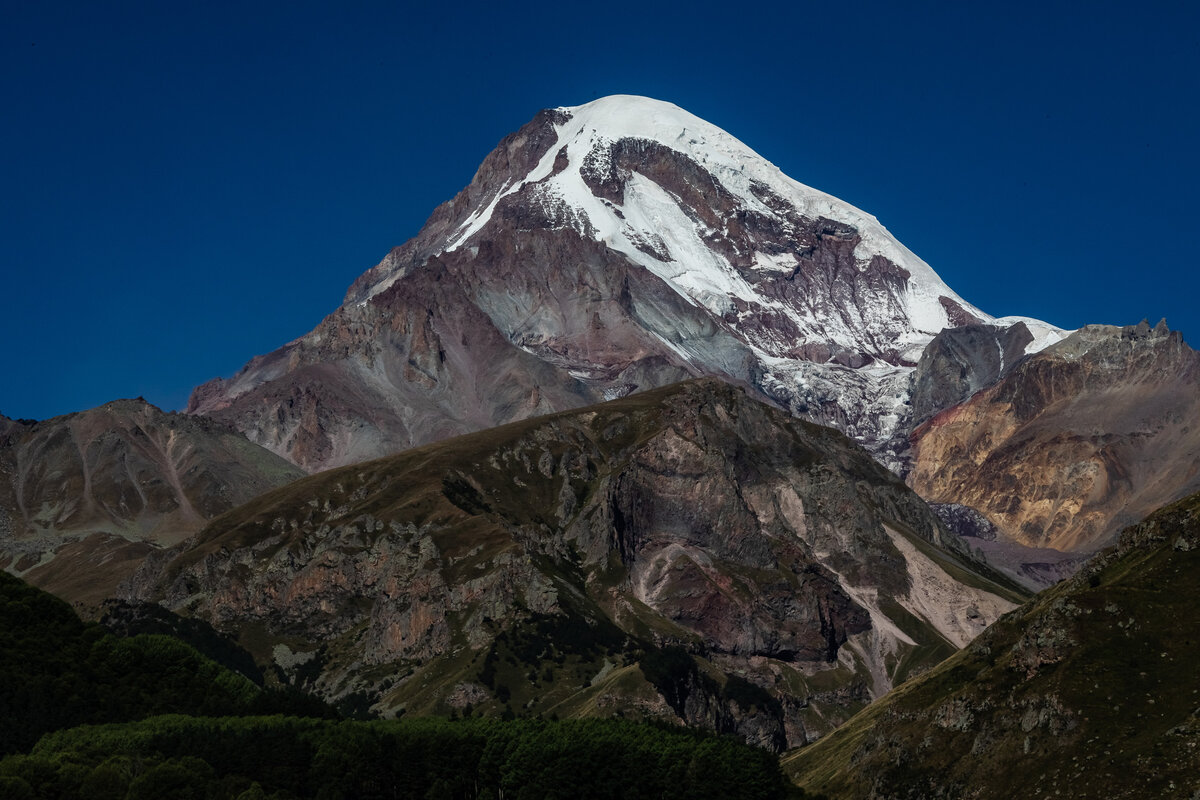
<box><xmin>127</xmin><ymin>380</ymin><xmax>1022</xmax><ymax>748</ymax></box>
<box><xmin>0</xmin><ymin>399</ymin><xmax>304</xmax><ymax>609</ymax></box>
<box><xmin>908</xmin><ymin>321</ymin><xmax>1200</xmax><ymax>552</ymax></box>
<box><xmin>189</xmin><ymin>95</ymin><xmax>1060</xmax><ymax>473</ymax></box>
<box><xmin>785</xmin><ymin>489</ymin><xmax>1200</xmax><ymax>800</ymax></box>
<box><xmin>908</xmin><ymin>321</ymin><xmax>1036</xmax><ymax>429</ymax></box>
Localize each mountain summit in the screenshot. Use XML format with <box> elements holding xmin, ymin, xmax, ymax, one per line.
<box><xmin>191</xmin><ymin>95</ymin><xmax>1061</xmax><ymax>472</ymax></box>
<box><xmin>353</xmin><ymin>94</ymin><xmax>987</xmax><ymax>359</ymax></box>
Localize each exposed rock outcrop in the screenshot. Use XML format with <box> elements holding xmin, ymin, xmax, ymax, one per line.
<box><xmin>909</xmin><ymin>321</ymin><xmax>1034</xmax><ymax>428</ymax></box>
<box><xmin>785</xmin><ymin>489</ymin><xmax>1200</xmax><ymax>799</ymax></box>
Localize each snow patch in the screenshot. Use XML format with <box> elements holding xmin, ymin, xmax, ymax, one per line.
<box><xmin>992</xmin><ymin>315</ymin><xmax>1073</xmax><ymax>355</ymax></box>
<box><xmin>549</xmin><ymin>95</ymin><xmax>991</xmax><ymax>333</ymax></box>
<box><xmin>752</xmin><ymin>251</ymin><xmax>799</xmax><ymax>273</ymax></box>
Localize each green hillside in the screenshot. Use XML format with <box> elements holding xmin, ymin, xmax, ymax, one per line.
<box><xmin>784</xmin><ymin>491</ymin><xmax>1200</xmax><ymax>799</ymax></box>
<box><xmin>3</xmin><ymin>715</ymin><xmax>798</xmax><ymax>800</ymax></box>
<box><xmin>0</xmin><ymin>570</ymin><xmax>318</xmax><ymax>755</ymax></box>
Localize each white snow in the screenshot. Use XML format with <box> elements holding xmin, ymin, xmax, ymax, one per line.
<box><xmin>432</xmin><ymin>95</ymin><xmax>988</xmax><ymax>344</ymax></box>
<box><xmin>367</xmin><ymin>96</ymin><xmax>1066</xmax><ymax>363</ymax></box>
<box><xmin>992</xmin><ymin>315</ymin><xmax>1073</xmax><ymax>354</ymax></box>
<box><xmin>752</xmin><ymin>251</ymin><xmax>800</xmax><ymax>273</ymax></box>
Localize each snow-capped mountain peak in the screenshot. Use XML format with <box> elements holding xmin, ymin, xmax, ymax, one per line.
<box><xmin>355</xmin><ymin>95</ymin><xmax>1009</xmax><ymax>376</ymax></box>
<box><xmin>198</xmin><ymin>95</ymin><xmax>1063</xmax><ymax>473</ymax></box>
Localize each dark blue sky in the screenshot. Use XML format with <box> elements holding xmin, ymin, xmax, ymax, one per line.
<box><xmin>4</xmin><ymin>1</ymin><xmax>1198</xmax><ymax>420</ymax></box>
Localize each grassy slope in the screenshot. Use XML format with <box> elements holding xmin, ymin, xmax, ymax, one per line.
<box><xmin>139</xmin><ymin>379</ymin><xmax>1027</xmax><ymax>745</ymax></box>
<box><xmin>154</xmin><ymin>384</ymin><xmax>695</xmax><ymax>717</ymax></box>
<box><xmin>784</xmin><ymin>491</ymin><xmax>1200</xmax><ymax>799</ymax></box>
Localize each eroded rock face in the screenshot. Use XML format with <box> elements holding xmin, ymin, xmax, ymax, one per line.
<box><xmin>909</xmin><ymin>321</ymin><xmax>1200</xmax><ymax>552</ymax></box>
<box><xmin>129</xmin><ymin>380</ymin><xmax>1021</xmax><ymax>748</ymax></box>
<box><xmin>0</xmin><ymin>399</ymin><xmax>304</xmax><ymax>609</ymax></box>
<box><xmin>189</xmin><ymin>95</ymin><xmax>1015</xmax><ymax>474</ymax></box>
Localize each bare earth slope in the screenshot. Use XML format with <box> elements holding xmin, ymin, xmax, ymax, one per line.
<box><xmin>0</xmin><ymin>399</ymin><xmax>304</xmax><ymax>609</ymax></box>
<box><xmin>128</xmin><ymin>380</ymin><xmax>1023</xmax><ymax>748</ymax></box>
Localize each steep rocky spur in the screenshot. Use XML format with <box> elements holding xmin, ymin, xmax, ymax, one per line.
<box><xmin>784</xmin><ymin>488</ymin><xmax>1200</xmax><ymax>799</ymax></box>
<box><xmin>908</xmin><ymin>320</ymin><xmax>1200</xmax><ymax>553</ymax></box>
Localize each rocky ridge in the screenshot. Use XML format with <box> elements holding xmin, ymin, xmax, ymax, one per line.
<box><xmin>908</xmin><ymin>321</ymin><xmax>1036</xmax><ymax>429</ymax></box>
<box><xmin>908</xmin><ymin>320</ymin><xmax>1200</xmax><ymax>552</ymax></box>
<box><xmin>128</xmin><ymin>380</ymin><xmax>1024</xmax><ymax>748</ymax></box>
<box><xmin>0</xmin><ymin>399</ymin><xmax>304</xmax><ymax>609</ymax></box>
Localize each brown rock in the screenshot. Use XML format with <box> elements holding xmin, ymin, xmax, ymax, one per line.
<box><xmin>909</xmin><ymin>322</ymin><xmax>1200</xmax><ymax>551</ymax></box>
<box><xmin>0</xmin><ymin>399</ymin><xmax>304</xmax><ymax>612</ymax></box>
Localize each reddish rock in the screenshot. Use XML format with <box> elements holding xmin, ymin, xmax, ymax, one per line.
<box><xmin>909</xmin><ymin>322</ymin><xmax>1200</xmax><ymax>552</ymax></box>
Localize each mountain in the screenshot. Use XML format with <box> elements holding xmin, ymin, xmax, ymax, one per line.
<box><xmin>188</xmin><ymin>95</ymin><xmax>1063</xmax><ymax>474</ymax></box>
<box><xmin>783</xmin><ymin>488</ymin><xmax>1200</xmax><ymax>799</ymax></box>
<box><xmin>126</xmin><ymin>379</ymin><xmax>1024</xmax><ymax>749</ymax></box>
<box><xmin>908</xmin><ymin>320</ymin><xmax>1200</xmax><ymax>553</ymax></box>
<box><xmin>184</xmin><ymin>93</ymin><xmax>1200</xmax><ymax>565</ymax></box>
<box><xmin>0</xmin><ymin>399</ymin><xmax>304</xmax><ymax>609</ymax></box>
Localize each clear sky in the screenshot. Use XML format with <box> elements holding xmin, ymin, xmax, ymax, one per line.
<box><xmin>3</xmin><ymin>1</ymin><xmax>1198</xmax><ymax>420</ymax></box>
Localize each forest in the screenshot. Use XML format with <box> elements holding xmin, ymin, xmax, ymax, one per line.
<box><xmin>0</xmin><ymin>571</ymin><xmax>803</xmax><ymax>799</ymax></box>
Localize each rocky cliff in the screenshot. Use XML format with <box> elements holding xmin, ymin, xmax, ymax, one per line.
<box><xmin>128</xmin><ymin>380</ymin><xmax>1023</xmax><ymax>748</ymax></box>
<box><xmin>908</xmin><ymin>321</ymin><xmax>1037</xmax><ymax>429</ymax></box>
<box><xmin>0</xmin><ymin>399</ymin><xmax>304</xmax><ymax>609</ymax></box>
<box><xmin>908</xmin><ymin>320</ymin><xmax>1200</xmax><ymax>552</ymax></box>
<box><xmin>784</xmin><ymin>488</ymin><xmax>1200</xmax><ymax>799</ymax></box>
